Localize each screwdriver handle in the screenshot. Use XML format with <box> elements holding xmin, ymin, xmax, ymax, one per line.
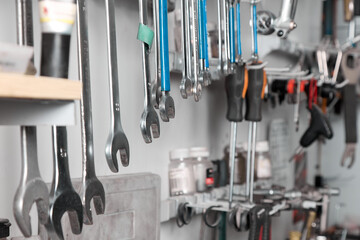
<box><xmin>245</xmin><ymin>64</ymin><xmax>267</xmax><ymax>122</ymax></box>
<box><xmin>344</xmin><ymin>84</ymin><xmax>358</xmax><ymax>143</ymax></box>
<box><xmin>159</xmin><ymin>0</ymin><xmax>170</xmax><ymax>91</ymax></box>
<box><xmin>225</xmin><ymin>63</ymin><xmax>248</xmax><ymax>122</ymax></box>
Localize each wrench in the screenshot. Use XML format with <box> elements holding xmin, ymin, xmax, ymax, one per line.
<box><xmin>202</xmin><ymin>0</ymin><xmax>211</xmax><ymax>86</ymax></box>
<box><xmin>138</xmin><ymin>0</ymin><xmax>161</xmax><ymax>143</ymax></box>
<box><xmin>179</xmin><ymin>0</ymin><xmax>192</xmax><ymax>98</ymax></box>
<box><xmin>159</xmin><ymin>0</ymin><xmax>176</xmax><ymax>120</ymax></box>
<box><xmin>46</xmin><ymin>127</ymin><xmax>83</xmax><ymax>239</ymax></box>
<box><xmin>340</xmin><ymin>48</ymin><xmax>359</xmax><ymax>168</ymax></box>
<box><xmin>104</xmin><ymin>0</ymin><xmax>130</xmax><ymax>171</ymax></box>
<box><xmin>13</xmin><ymin>0</ymin><xmax>49</xmax><ymax>237</ymax></box>
<box><xmin>152</xmin><ymin>0</ymin><xmax>162</xmax><ymax>108</ymax></box>
<box><xmin>76</xmin><ymin>0</ymin><xmax>105</xmax><ymax>225</ymax></box>
<box><xmin>190</xmin><ymin>0</ymin><xmax>202</xmax><ymax>101</ymax></box>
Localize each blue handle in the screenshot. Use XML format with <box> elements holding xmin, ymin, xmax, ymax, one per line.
<box><xmin>203</xmin><ymin>0</ymin><xmax>209</xmax><ymax>68</ymax></box>
<box><xmin>159</xmin><ymin>0</ymin><xmax>170</xmax><ymax>91</ymax></box>
<box><xmin>236</xmin><ymin>2</ymin><xmax>242</xmax><ymax>57</ymax></box>
<box><xmin>252</xmin><ymin>4</ymin><xmax>258</xmax><ymax>55</ymax></box>
<box><xmin>198</xmin><ymin>0</ymin><xmax>205</xmax><ymax>60</ymax></box>
<box><xmin>229</xmin><ymin>6</ymin><xmax>235</xmax><ymax>63</ymax></box>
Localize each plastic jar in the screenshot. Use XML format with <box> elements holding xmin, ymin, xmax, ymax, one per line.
<box><xmin>255</xmin><ymin>141</ymin><xmax>272</xmax><ymax>180</ymax></box>
<box><xmin>224</xmin><ymin>145</ymin><xmax>247</xmax><ymax>185</ymax></box>
<box><xmin>168</xmin><ymin>148</ymin><xmax>196</xmax><ymax>196</ymax></box>
<box><xmin>190</xmin><ymin>147</ymin><xmax>214</xmax><ymax>192</ymax></box>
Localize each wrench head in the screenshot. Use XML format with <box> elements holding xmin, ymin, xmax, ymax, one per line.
<box><xmin>82</xmin><ymin>177</ymin><xmax>106</xmax><ymax>225</ymax></box>
<box><xmin>192</xmin><ymin>83</ymin><xmax>202</xmax><ymax>102</ymax></box>
<box><xmin>180</xmin><ymin>77</ymin><xmax>192</xmax><ymax>99</ymax></box>
<box><xmin>159</xmin><ymin>92</ymin><xmax>175</xmax><ymax>122</ymax></box>
<box><xmin>13</xmin><ymin>178</ymin><xmax>49</xmax><ymax>237</ymax></box>
<box><xmin>151</xmin><ymin>81</ymin><xmax>161</xmax><ymax>109</ymax></box>
<box><xmin>341</xmin><ymin>143</ymin><xmax>356</xmax><ymax>168</ymax></box>
<box><xmin>202</xmin><ymin>71</ymin><xmax>212</xmax><ymax>86</ymax></box>
<box><xmin>47</xmin><ymin>189</ymin><xmax>83</xmax><ymax>239</ymax></box>
<box><xmin>140</xmin><ymin>106</ymin><xmax>160</xmax><ymax>143</ymax></box>
<box><xmin>105</xmin><ymin>128</ymin><xmax>130</xmax><ymax>172</ymax></box>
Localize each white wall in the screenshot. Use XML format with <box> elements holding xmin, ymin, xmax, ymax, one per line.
<box><xmin>0</xmin><ymin>0</ymin><xmax>355</xmax><ymax>239</ymax></box>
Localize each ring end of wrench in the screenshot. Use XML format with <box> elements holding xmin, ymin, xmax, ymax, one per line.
<box><xmin>159</xmin><ymin>92</ymin><xmax>175</xmax><ymax>122</ymax></box>
<box><xmin>192</xmin><ymin>83</ymin><xmax>202</xmax><ymax>102</ymax></box>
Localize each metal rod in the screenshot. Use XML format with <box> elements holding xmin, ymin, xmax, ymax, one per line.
<box><xmin>228</xmin><ymin>122</ymin><xmax>237</xmax><ymax>208</ymax></box>
<box><xmin>217</xmin><ymin>0</ymin><xmax>223</xmax><ymax>71</ymax></box>
<box><xmin>246</xmin><ymin>122</ymin><xmax>253</xmax><ymax>198</ymax></box>
<box><xmin>249</xmin><ymin>122</ymin><xmax>257</xmax><ymax>203</ymax></box>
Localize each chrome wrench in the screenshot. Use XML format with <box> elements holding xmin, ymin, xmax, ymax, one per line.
<box><xmin>138</xmin><ymin>0</ymin><xmax>161</xmax><ymax>143</ymax></box>
<box><xmin>105</xmin><ymin>0</ymin><xmax>130</xmax><ymax>171</ymax></box>
<box><xmin>179</xmin><ymin>0</ymin><xmax>192</xmax><ymax>98</ymax></box>
<box><xmin>76</xmin><ymin>0</ymin><xmax>105</xmax><ymax>225</ymax></box>
<box><xmin>152</xmin><ymin>0</ymin><xmax>161</xmax><ymax>109</ymax></box>
<box><xmin>159</xmin><ymin>0</ymin><xmax>176</xmax><ymax>121</ymax></box>
<box><xmin>13</xmin><ymin>1</ymin><xmax>49</xmax><ymax>237</ymax></box>
<box><xmin>190</xmin><ymin>0</ymin><xmax>202</xmax><ymax>101</ymax></box>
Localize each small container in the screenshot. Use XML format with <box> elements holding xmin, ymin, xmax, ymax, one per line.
<box><xmin>190</xmin><ymin>147</ymin><xmax>214</xmax><ymax>192</ymax></box>
<box><xmin>255</xmin><ymin>141</ymin><xmax>272</xmax><ymax>180</ymax></box>
<box><xmin>0</xmin><ymin>219</ymin><xmax>10</xmax><ymax>240</ymax></box>
<box><xmin>168</xmin><ymin>148</ymin><xmax>196</xmax><ymax>196</ymax></box>
<box><xmin>224</xmin><ymin>145</ymin><xmax>247</xmax><ymax>185</ymax></box>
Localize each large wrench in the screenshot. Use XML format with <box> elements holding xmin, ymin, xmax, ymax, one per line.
<box><xmin>190</xmin><ymin>0</ymin><xmax>202</xmax><ymax>101</ymax></box>
<box><xmin>13</xmin><ymin>0</ymin><xmax>49</xmax><ymax>237</ymax></box>
<box><xmin>76</xmin><ymin>0</ymin><xmax>105</xmax><ymax>225</ymax></box>
<box><xmin>152</xmin><ymin>0</ymin><xmax>162</xmax><ymax>109</ymax></box>
<box><xmin>179</xmin><ymin>0</ymin><xmax>192</xmax><ymax>98</ymax></box>
<box><xmin>159</xmin><ymin>0</ymin><xmax>176</xmax><ymax>121</ymax></box>
<box><xmin>138</xmin><ymin>0</ymin><xmax>161</xmax><ymax>143</ymax></box>
<box><xmin>104</xmin><ymin>0</ymin><xmax>130</xmax><ymax>171</ymax></box>
<box><xmin>46</xmin><ymin>127</ymin><xmax>83</xmax><ymax>239</ymax></box>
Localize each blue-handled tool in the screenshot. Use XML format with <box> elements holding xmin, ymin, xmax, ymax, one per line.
<box><xmin>236</xmin><ymin>0</ymin><xmax>242</xmax><ymax>59</ymax></box>
<box><xmin>202</xmin><ymin>0</ymin><xmax>212</xmax><ymax>85</ymax></box>
<box><xmin>159</xmin><ymin>0</ymin><xmax>175</xmax><ymax>121</ymax></box>
<box><xmin>229</xmin><ymin>2</ymin><xmax>236</xmax><ymax>64</ymax></box>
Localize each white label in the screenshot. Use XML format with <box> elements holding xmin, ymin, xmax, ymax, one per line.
<box><xmin>39</xmin><ymin>1</ymin><xmax>76</xmax><ymax>35</ymax></box>
<box><xmin>169</xmin><ymin>168</ymin><xmax>193</xmax><ymax>195</ymax></box>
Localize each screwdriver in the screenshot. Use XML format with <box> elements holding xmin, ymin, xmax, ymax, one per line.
<box><xmin>226</xmin><ymin>0</ymin><xmax>248</xmax><ymax>208</ymax></box>
<box><xmin>245</xmin><ymin>0</ymin><xmax>267</xmax><ymax>203</ymax></box>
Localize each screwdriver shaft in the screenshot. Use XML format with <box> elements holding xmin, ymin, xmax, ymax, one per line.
<box><xmin>228</xmin><ymin>121</ymin><xmax>238</xmax><ymax>208</ymax></box>
<box><xmin>246</xmin><ymin>122</ymin><xmax>253</xmax><ymax>198</ymax></box>
<box><xmin>250</xmin><ymin>122</ymin><xmax>257</xmax><ymax>203</ymax></box>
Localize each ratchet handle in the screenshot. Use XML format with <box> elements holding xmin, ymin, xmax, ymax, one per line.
<box><xmin>300</xmin><ymin>104</ymin><xmax>333</xmax><ymax>147</ymax></box>
<box><xmin>245</xmin><ymin>65</ymin><xmax>267</xmax><ymax>122</ymax></box>
<box><xmin>198</xmin><ymin>0</ymin><xmax>204</xmax><ymax>60</ymax></box>
<box><xmin>40</xmin><ymin>34</ymin><xmax>71</xmax><ymax>78</ymax></box>
<box><xmin>159</xmin><ymin>0</ymin><xmax>170</xmax><ymax>91</ymax></box>
<box><xmin>344</xmin><ymin>84</ymin><xmax>358</xmax><ymax>143</ymax></box>
<box><xmin>225</xmin><ymin>63</ymin><xmax>248</xmax><ymax>122</ymax></box>
<box><xmin>229</xmin><ymin>5</ymin><xmax>235</xmax><ymax>63</ymax></box>
<box><xmin>203</xmin><ymin>0</ymin><xmax>209</xmax><ymax>68</ymax></box>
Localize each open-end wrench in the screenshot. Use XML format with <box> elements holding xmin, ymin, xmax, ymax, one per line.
<box><xmin>197</xmin><ymin>0</ymin><xmax>205</xmax><ymax>85</ymax></box>
<box><xmin>190</xmin><ymin>0</ymin><xmax>202</xmax><ymax>101</ymax></box>
<box><xmin>159</xmin><ymin>0</ymin><xmax>176</xmax><ymax>120</ymax></box>
<box><xmin>46</xmin><ymin>127</ymin><xmax>83</xmax><ymax>239</ymax></box>
<box><xmin>202</xmin><ymin>0</ymin><xmax>211</xmax><ymax>86</ymax></box>
<box><xmin>39</xmin><ymin>1</ymin><xmax>83</xmax><ymax>237</ymax></box>
<box><xmin>76</xmin><ymin>0</ymin><xmax>105</xmax><ymax>225</ymax></box>
<box><xmin>179</xmin><ymin>0</ymin><xmax>192</xmax><ymax>98</ymax></box>
<box><xmin>13</xmin><ymin>0</ymin><xmax>49</xmax><ymax>237</ymax></box>
<box><xmin>340</xmin><ymin>48</ymin><xmax>360</xmax><ymax>168</ymax></box>
<box><xmin>138</xmin><ymin>0</ymin><xmax>161</xmax><ymax>143</ymax></box>
<box><xmin>104</xmin><ymin>0</ymin><xmax>130</xmax><ymax>171</ymax></box>
<box><xmin>152</xmin><ymin>0</ymin><xmax>161</xmax><ymax>109</ymax></box>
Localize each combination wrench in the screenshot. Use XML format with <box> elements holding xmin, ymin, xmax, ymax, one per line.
<box><xmin>13</xmin><ymin>0</ymin><xmax>49</xmax><ymax>237</ymax></box>
<box><xmin>38</xmin><ymin>1</ymin><xmax>83</xmax><ymax>237</ymax></box>
<box><xmin>190</xmin><ymin>0</ymin><xmax>202</xmax><ymax>101</ymax></box>
<box><xmin>76</xmin><ymin>0</ymin><xmax>105</xmax><ymax>224</ymax></box>
<box><xmin>179</xmin><ymin>0</ymin><xmax>192</xmax><ymax>98</ymax></box>
<box><xmin>138</xmin><ymin>0</ymin><xmax>161</xmax><ymax>143</ymax></box>
<box><xmin>159</xmin><ymin>0</ymin><xmax>176</xmax><ymax>121</ymax></box>
<box><xmin>104</xmin><ymin>0</ymin><xmax>130</xmax><ymax>171</ymax></box>
<box><xmin>152</xmin><ymin>0</ymin><xmax>162</xmax><ymax>109</ymax></box>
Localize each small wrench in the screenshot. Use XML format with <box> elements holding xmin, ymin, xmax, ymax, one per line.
<box><xmin>152</xmin><ymin>0</ymin><xmax>162</xmax><ymax>108</ymax></box>
<box><xmin>46</xmin><ymin>127</ymin><xmax>83</xmax><ymax>239</ymax></box>
<box><xmin>14</xmin><ymin>0</ymin><xmax>49</xmax><ymax>237</ymax></box>
<box><xmin>190</xmin><ymin>0</ymin><xmax>202</xmax><ymax>101</ymax></box>
<box><xmin>76</xmin><ymin>0</ymin><xmax>105</xmax><ymax>225</ymax></box>
<box><xmin>179</xmin><ymin>0</ymin><xmax>192</xmax><ymax>98</ymax></box>
<box><xmin>340</xmin><ymin>48</ymin><xmax>359</xmax><ymax>168</ymax></box>
<box><xmin>104</xmin><ymin>0</ymin><xmax>130</xmax><ymax>171</ymax></box>
<box><xmin>159</xmin><ymin>0</ymin><xmax>176</xmax><ymax>120</ymax></box>
<box><xmin>202</xmin><ymin>0</ymin><xmax>212</xmax><ymax>86</ymax></box>
<box><xmin>138</xmin><ymin>0</ymin><xmax>161</xmax><ymax>143</ymax></box>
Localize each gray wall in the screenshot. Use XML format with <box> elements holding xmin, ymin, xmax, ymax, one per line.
<box><xmin>0</xmin><ymin>0</ymin><xmax>357</xmax><ymax>239</ymax></box>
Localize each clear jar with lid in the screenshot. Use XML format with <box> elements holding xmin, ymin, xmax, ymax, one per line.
<box><xmin>190</xmin><ymin>147</ymin><xmax>214</xmax><ymax>192</ymax></box>
<box><xmin>168</xmin><ymin>148</ymin><xmax>196</xmax><ymax>196</ymax></box>
<box><xmin>224</xmin><ymin>145</ymin><xmax>247</xmax><ymax>185</ymax></box>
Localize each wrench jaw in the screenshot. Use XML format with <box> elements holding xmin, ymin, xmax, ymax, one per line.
<box><xmin>159</xmin><ymin>92</ymin><xmax>175</xmax><ymax>122</ymax></box>
<box><xmin>47</xmin><ymin>190</ymin><xmax>83</xmax><ymax>239</ymax></box>
<box><xmin>140</xmin><ymin>107</ymin><xmax>161</xmax><ymax>143</ymax></box>
<box><xmin>82</xmin><ymin>178</ymin><xmax>106</xmax><ymax>225</ymax></box>
<box><xmin>105</xmin><ymin>130</ymin><xmax>130</xmax><ymax>172</ymax></box>
<box><xmin>13</xmin><ymin>179</ymin><xmax>49</xmax><ymax>237</ymax></box>
<box><xmin>151</xmin><ymin>81</ymin><xmax>161</xmax><ymax>109</ymax></box>
<box><xmin>180</xmin><ymin>77</ymin><xmax>192</xmax><ymax>99</ymax></box>
<box><xmin>192</xmin><ymin>83</ymin><xmax>202</xmax><ymax>102</ymax></box>
<box><xmin>202</xmin><ymin>71</ymin><xmax>212</xmax><ymax>87</ymax></box>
